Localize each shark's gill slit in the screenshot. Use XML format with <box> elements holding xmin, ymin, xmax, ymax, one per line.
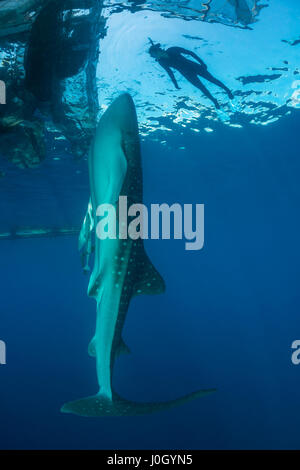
<box><xmin>61</xmin><ymin>93</ymin><xmax>215</xmax><ymax>417</ymax></box>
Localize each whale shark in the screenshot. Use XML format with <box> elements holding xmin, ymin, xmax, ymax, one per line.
<box><xmin>61</xmin><ymin>93</ymin><xmax>215</xmax><ymax>417</ymax></box>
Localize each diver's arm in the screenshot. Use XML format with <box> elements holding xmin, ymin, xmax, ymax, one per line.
<box><xmin>172</xmin><ymin>47</ymin><xmax>207</xmax><ymax>68</ymax></box>
<box><xmin>161</xmin><ymin>65</ymin><xmax>180</xmax><ymax>90</ymax></box>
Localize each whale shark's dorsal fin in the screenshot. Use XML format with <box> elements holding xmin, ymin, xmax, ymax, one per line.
<box><xmin>132</xmin><ymin>240</ymin><xmax>165</xmax><ymax>296</ymax></box>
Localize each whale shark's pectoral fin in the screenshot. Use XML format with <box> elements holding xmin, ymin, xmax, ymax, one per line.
<box><xmin>79</xmin><ymin>198</ymin><xmax>95</xmax><ymax>273</ymax></box>
<box><xmin>61</xmin><ymin>388</ymin><xmax>216</xmax><ymax>417</ymax></box>
<box><xmin>88</xmin><ymin>336</ymin><xmax>130</xmax><ymax>358</ymax></box>
<box><xmin>133</xmin><ymin>240</ymin><xmax>166</xmax><ymax>296</ymax></box>
<box><xmin>87</xmin><ymin>336</ymin><xmax>96</xmax><ymax>357</ymax></box>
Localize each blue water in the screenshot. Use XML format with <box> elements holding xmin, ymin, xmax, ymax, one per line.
<box><xmin>1</xmin><ymin>106</ymin><xmax>300</xmax><ymax>449</ymax></box>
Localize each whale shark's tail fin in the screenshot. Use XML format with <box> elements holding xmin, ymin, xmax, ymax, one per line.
<box><xmin>61</xmin><ymin>388</ymin><xmax>216</xmax><ymax>417</ymax></box>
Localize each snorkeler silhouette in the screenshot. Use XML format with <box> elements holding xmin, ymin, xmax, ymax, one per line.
<box><xmin>148</xmin><ymin>39</ymin><xmax>233</xmax><ymax>109</ymax></box>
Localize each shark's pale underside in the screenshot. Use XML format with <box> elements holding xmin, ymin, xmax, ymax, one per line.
<box><xmin>61</xmin><ymin>93</ymin><xmax>215</xmax><ymax>417</ymax></box>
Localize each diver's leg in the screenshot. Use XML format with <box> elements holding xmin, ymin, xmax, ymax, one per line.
<box><xmin>202</xmin><ymin>71</ymin><xmax>234</xmax><ymax>99</ymax></box>
<box><xmin>185</xmin><ymin>74</ymin><xmax>220</xmax><ymax>109</ymax></box>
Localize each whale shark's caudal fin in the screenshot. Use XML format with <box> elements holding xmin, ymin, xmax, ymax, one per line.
<box><xmin>61</xmin><ymin>388</ymin><xmax>216</xmax><ymax>417</ymax></box>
